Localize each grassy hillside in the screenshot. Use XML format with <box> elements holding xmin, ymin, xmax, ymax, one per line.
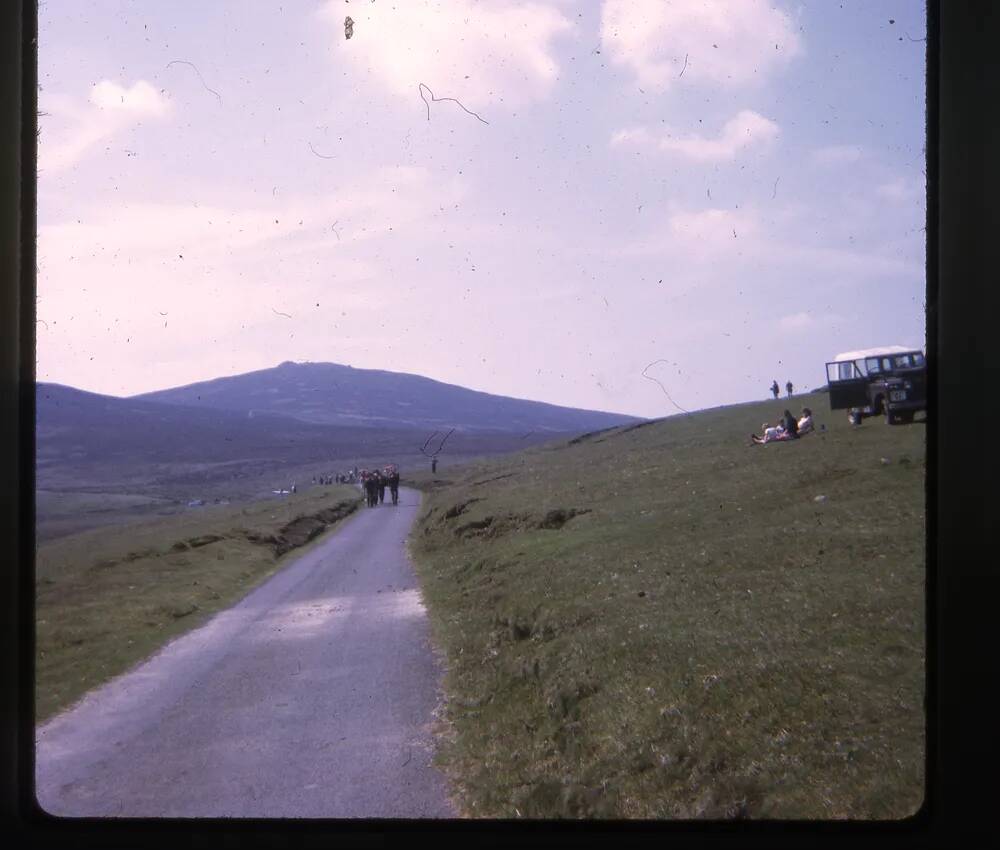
<box><xmin>409</xmin><ymin>393</ymin><xmax>925</xmax><ymax>819</ymax></box>
<box><xmin>36</xmin><ymin>485</ymin><xmax>361</xmax><ymax>723</ymax></box>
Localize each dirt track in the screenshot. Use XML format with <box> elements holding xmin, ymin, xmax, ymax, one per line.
<box><xmin>35</xmin><ymin>487</ymin><xmax>456</xmax><ymax>818</ymax></box>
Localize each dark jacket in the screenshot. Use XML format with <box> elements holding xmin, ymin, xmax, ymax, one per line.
<box><xmin>782</xmin><ymin>411</ymin><xmax>799</xmax><ymax>437</ymax></box>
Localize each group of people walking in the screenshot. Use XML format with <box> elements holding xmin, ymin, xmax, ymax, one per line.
<box><xmin>313</xmin><ymin>470</ymin><xmax>357</xmax><ymax>486</ymax></box>
<box><xmin>751</xmin><ymin>407</ymin><xmax>814</xmax><ymax>444</ymax></box>
<box><xmin>360</xmin><ymin>465</ymin><xmax>400</xmax><ymax>507</ymax></box>
<box><xmin>309</xmin><ymin>466</ymin><xmax>400</xmax><ymax>504</ymax></box>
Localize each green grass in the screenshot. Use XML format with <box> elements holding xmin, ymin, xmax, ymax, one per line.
<box><xmin>35</xmin><ymin>489</ymin><xmax>186</xmax><ymax>543</ymax></box>
<box><xmin>36</xmin><ymin>485</ymin><xmax>361</xmax><ymax>723</ymax></box>
<box><xmin>409</xmin><ymin>393</ymin><xmax>925</xmax><ymax>819</ymax></box>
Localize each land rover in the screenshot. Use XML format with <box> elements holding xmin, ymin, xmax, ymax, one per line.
<box><xmin>825</xmin><ymin>346</ymin><xmax>926</xmax><ymax>425</ymax></box>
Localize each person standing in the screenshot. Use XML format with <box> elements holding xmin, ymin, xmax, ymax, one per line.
<box><xmin>770</xmin><ymin>380</ymin><xmax>779</xmax><ymax>399</ymax></box>
<box><xmin>431</xmin><ymin>458</ymin><xmax>438</xmax><ymax>474</ymax></box>
<box><xmin>785</xmin><ymin>380</ymin><xmax>793</xmax><ymax>398</ymax></box>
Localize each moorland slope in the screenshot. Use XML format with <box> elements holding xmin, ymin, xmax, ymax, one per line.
<box><xmin>409</xmin><ymin>392</ymin><xmax>926</xmax><ymax>819</ymax></box>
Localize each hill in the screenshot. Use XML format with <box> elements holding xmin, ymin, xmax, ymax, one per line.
<box><xmin>37</xmin><ymin>382</ymin><xmax>363</xmax><ymax>467</ymax></box>
<box><xmin>35</xmin><ymin>382</ymin><xmax>581</xmax><ymax>540</ymax></box>
<box><xmin>134</xmin><ymin>361</ymin><xmax>641</xmax><ymax>433</ymax></box>
<box><xmin>408</xmin><ymin>393</ymin><xmax>926</xmax><ymax>818</ymax></box>
<box><xmin>36</xmin><ymin>382</ymin><xmax>586</xmax><ymax>487</ymax></box>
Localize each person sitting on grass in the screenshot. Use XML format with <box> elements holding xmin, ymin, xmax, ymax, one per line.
<box><xmin>751</xmin><ymin>419</ymin><xmax>785</xmax><ymax>444</ymax></box>
<box><xmin>751</xmin><ymin>410</ymin><xmax>799</xmax><ymax>444</ymax></box>
<box><xmin>797</xmin><ymin>407</ymin><xmax>814</xmax><ymax>435</ymax></box>
<box><xmin>781</xmin><ymin>409</ymin><xmax>799</xmax><ymax>438</ymax></box>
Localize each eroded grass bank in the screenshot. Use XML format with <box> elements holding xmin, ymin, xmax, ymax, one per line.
<box><xmin>409</xmin><ymin>393</ymin><xmax>925</xmax><ymax>819</ymax></box>
<box><xmin>36</xmin><ymin>485</ymin><xmax>361</xmax><ymax>722</ymax></box>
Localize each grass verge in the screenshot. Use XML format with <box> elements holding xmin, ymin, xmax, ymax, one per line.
<box><xmin>36</xmin><ymin>485</ymin><xmax>361</xmax><ymax>723</ymax></box>
<box><xmin>409</xmin><ymin>393</ymin><xmax>925</xmax><ymax>819</ymax></box>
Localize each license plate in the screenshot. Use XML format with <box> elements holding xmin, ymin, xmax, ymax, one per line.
<box><xmin>890</xmin><ymin>390</ymin><xmax>906</xmax><ymax>401</ymax></box>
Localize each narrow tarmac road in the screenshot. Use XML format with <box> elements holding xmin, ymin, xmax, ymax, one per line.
<box><xmin>35</xmin><ymin>487</ymin><xmax>456</xmax><ymax>818</ymax></box>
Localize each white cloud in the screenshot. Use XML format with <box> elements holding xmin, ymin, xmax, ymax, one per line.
<box><xmin>39</xmin><ymin>165</ymin><xmax>458</xmax><ymax>269</ymax></box>
<box><xmin>612</xmin><ymin>109</ymin><xmax>779</xmax><ymax>161</ymax></box>
<box><xmin>616</xmin><ymin>205</ymin><xmax>761</xmax><ymax>262</ymax></box>
<box><xmin>89</xmin><ymin>80</ymin><xmax>171</xmax><ymax>117</ymax></box>
<box><xmin>619</xmin><ymin>202</ymin><xmax>920</xmax><ymax>282</ymax></box>
<box><xmin>37</xmin><ymin>164</ymin><xmax>464</xmax><ymax>344</ymax></box>
<box><xmin>778</xmin><ymin>312</ymin><xmax>816</xmax><ymax>332</ymax></box>
<box><xmin>875</xmin><ymin>177</ymin><xmax>924</xmax><ymax>204</ymax></box>
<box><xmin>669</xmin><ymin>207</ymin><xmax>759</xmax><ymax>242</ymax></box>
<box><xmin>39</xmin><ymin>79</ymin><xmax>172</xmax><ymax>174</ymax></box>
<box><xmin>778</xmin><ymin>311</ymin><xmax>847</xmax><ymax>334</ymax></box>
<box><xmin>811</xmin><ymin>144</ymin><xmax>864</xmax><ymax>166</ymax></box>
<box><xmin>600</xmin><ymin>0</ymin><xmax>802</xmax><ymax>91</ymax></box>
<box><xmin>610</xmin><ymin>127</ymin><xmax>652</xmax><ymax>146</ymax></box>
<box><xmin>320</xmin><ymin>0</ymin><xmax>574</xmax><ymax>110</ymax></box>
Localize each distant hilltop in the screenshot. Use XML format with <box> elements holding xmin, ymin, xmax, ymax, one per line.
<box><xmin>133</xmin><ymin>361</ymin><xmax>641</xmax><ymax>434</ymax></box>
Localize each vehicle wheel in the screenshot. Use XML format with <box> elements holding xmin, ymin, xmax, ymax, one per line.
<box><xmin>898</xmin><ymin>411</ymin><xmax>914</xmax><ymax>424</ymax></box>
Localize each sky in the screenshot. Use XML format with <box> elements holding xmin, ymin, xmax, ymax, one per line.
<box><xmin>36</xmin><ymin>0</ymin><xmax>927</xmax><ymax>419</ymax></box>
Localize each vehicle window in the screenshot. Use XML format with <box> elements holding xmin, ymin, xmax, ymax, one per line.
<box><xmin>830</xmin><ymin>362</ymin><xmax>854</xmax><ymax>382</ymax></box>
<box><xmin>866</xmin><ymin>358</ymin><xmax>881</xmax><ymax>374</ymax></box>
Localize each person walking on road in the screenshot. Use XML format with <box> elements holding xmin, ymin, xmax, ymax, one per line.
<box><xmin>363</xmin><ymin>472</ymin><xmax>378</xmax><ymax>507</ymax></box>
<box><xmin>770</xmin><ymin>380</ymin><xmax>780</xmax><ymax>399</ymax></box>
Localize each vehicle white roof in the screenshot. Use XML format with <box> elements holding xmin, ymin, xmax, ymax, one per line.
<box><xmin>832</xmin><ymin>346</ymin><xmax>919</xmax><ymax>362</ymax></box>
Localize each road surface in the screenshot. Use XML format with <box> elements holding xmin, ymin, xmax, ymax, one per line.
<box><xmin>35</xmin><ymin>487</ymin><xmax>457</xmax><ymax>818</ymax></box>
